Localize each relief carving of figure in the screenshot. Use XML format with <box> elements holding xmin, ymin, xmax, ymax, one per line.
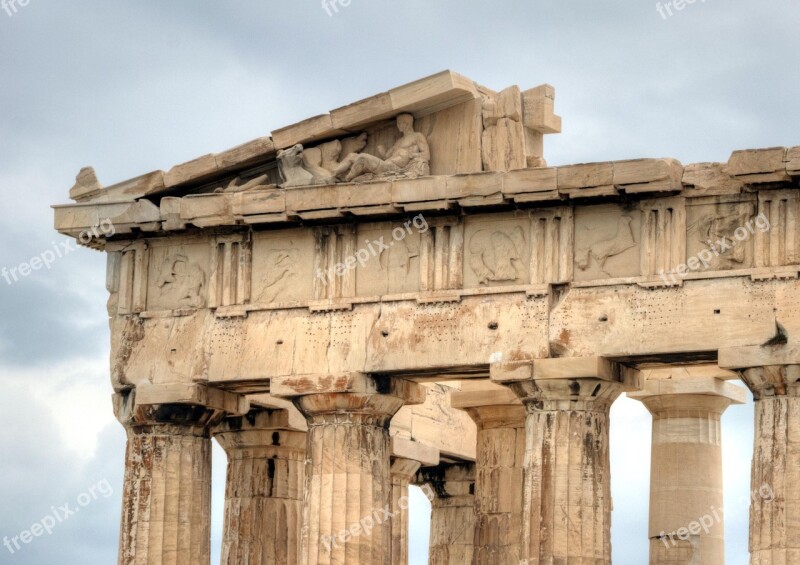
<box><xmin>576</xmin><ymin>216</ymin><xmax>636</xmax><ymax>274</ymax></box>
<box><xmin>301</xmin><ymin>147</ymin><xmax>336</xmax><ymax>185</ymax></box>
<box><xmin>255</xmin><ymin>249</ymin><xmax>298</xmax><ymax>303</ymax></box>
<box><xmin>219</xmin><ymin>173</ymin><xmax>271</xmax><ymax>193</ymax></box>
<box><xmin>697</xmin><ymin>204</ymin><xmax>755</xmax><ymax>268</ymax></box>
<box><xmin>335</xmin><ymin>114</ymin><xmax>430</xmax><ymax>183</ymax></box>
<box><xmin>156</xmin><ymin>253</ymin><xmax>206</xmax><ymax>309</ymax></box>
<box><xmin>469</xmin><ymin>226</ymin><xmax>526</xmax><ymax>285</ymax></box>
<box><xmin>277</xmin><ymin>144</ymin><xmax>315</xmax><ymax>188</ymax></box>
<box><xmin>278</xmin><ymin>133</ymin><xmax>369</xmax><ymax>188</ymax></box>
<box><xmin>319</xmin><ymin>133</ymin><xmax>368</xmax><ymax>179</ymax></box>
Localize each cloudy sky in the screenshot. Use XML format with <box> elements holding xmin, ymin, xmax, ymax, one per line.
<box><xmin>0</xmin><ymin>0</ymin><xmax>797</xmax><ymax>563</ymax></box>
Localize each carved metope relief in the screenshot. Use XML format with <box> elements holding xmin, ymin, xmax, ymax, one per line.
<box><xmin>464</xmin><ymin>214</ymin><xmax>528</xmax><ymax>288</ymax></box>
<box><xmin>420</xmin><ymin>219</ymin><xmax>465</xmax><ymax>291</ymax></box>
<box><xmin>109</xmin><ymin>241</ymin><xmax>149</xmax><ymax>316</ymax></box>
<box><xmin>146</xmin><ymin>240</ymin><xmax>209</xmax><ymax>311</ymax></box>
<box><xmin>529</xmin><ymin>207</ymin><xmax>573</xmax><ymax>284</ymax></box>
<box><xmin>314</xmin><ymin>225</ymin><xmax>357</xmax><ymax>300</ymax></box>
<box><xmin>251</xmin><ymin>229</ymin><xmax>314</xmax><ymax>305</ymax></box>
<box><xmin>756</xmin><ymin>190</ymin><xmax>800</xmax><ymax>267</ymax></box>
<box><xmin>574</xmin><ymin>204</ymin><xmax>642</xmax><ymax>281</ymax></box>
<box><xmin>355</xmin><ymin>221</ymin><xmax>421</xmax><ymax>296</ymax></box>
<box><xmin>686</xmin><ymin>196</ymin><xmax>757</xmax><ymax>271</ymax></box>
<box><xmin>208</xmin><ymin>234</ymin><xmax>251</xmax><ymax>309</ymax></box>
<box><xmin>639</xmin><ymin>198</ymin><xmax>686</xmax><ymax>276</ymax></box>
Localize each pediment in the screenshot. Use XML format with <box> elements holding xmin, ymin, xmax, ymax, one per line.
<box><xmin>64</xmin><ymin>70</ymin><xmax>562</xmax><ymax>204</ymax></box>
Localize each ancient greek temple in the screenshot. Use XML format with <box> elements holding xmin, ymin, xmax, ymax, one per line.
<box><xmin>54</xmin><ymin>71</ymin><xmax>800</xmax><ymax>564</ymax></box>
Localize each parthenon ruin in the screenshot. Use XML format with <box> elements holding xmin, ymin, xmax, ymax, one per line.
<box><xmin>54</xmin><ymin>71</ymin><xmax>800</xmax><ymax>564</ymax></box>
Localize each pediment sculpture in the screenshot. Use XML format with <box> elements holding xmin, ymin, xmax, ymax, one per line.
<box><xmin>277</xmin><ymin>113</ymin><xmax>431</xmax><ymax>188</ymax></box>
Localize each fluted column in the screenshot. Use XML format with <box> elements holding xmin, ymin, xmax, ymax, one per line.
<box><xmin>630</xmin><ymin>371</ymin><xmax>746</xmax><ymax>564</ymax></box>
<box><xmin>452</xmin><ymin>384</ymin><xmax>526</xmax><ymax>564</ymax></box>
<box><xmin>113</xmin><ymin>385</ymin><xmax>247</xmax><ymax>565</ymax></box>
<box><xmin>214</xmin><ymin>408</ymin><xmax>307</xmax><ymax>564</ymax></box>
<box><xmin>423</xmin><ymin>463</ymin><xmax>476</xmax><ymax>565</ymax></box>
<box><xmin>493</xmin><ymin>357</ymin><xmax>631</xmax><ymax>564</ymax></box>
<box><xmin>720</xmin><ymin>344</ymin><xmax>800</xmax><ymax>565</ymax></box>
<box><xmin>273</xmin><ymin>373</ymin><xmax>425</xmax><ymax>565</ymax></box>
<box><xmin>387</xmin><ymin>435</ymin><xmax>440</xmax><ymax>565</ymax></box>
<box><xmin>390</xmin><ymin>458</ymin><xmax>422</xmax><ymax>564</ymax></box>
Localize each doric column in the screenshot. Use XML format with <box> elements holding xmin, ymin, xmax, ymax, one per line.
<box><xmin>272</xmin><ymin>373</ymin><xmax>425</xmax><ymax>565</ymax></box>
<box><xmin>451</xmin><ymin>383</ymin><xmax>526</xmax><ymax>564</ymax></box>
<box><xmin>492</xmin><ymin>357</ymin><xmax>633</xmax><ymax>564</ymax></box>
<box><xmin>720</xmin><ymin>344</ymin><xmax>800</xmax><ymax>564</ymax></box>
<box><xmin>422</xmin><ymin>463</ymin><xmax>476</xmax><ymax>565</ymax></box>
<box><xmin>389</xmin><ymin>437</ymin><xmax>439</xmax><ymax>565</ymax></box>
<box><xmin>114</xmin><ymin>384</ymin><xmax>248</xmax><ymax>565</ymax></box>
<box><xmin>629</xmin><ymin>369</ymin><xmax>746</xmax><ymax>564</ymax></box>
<box><xmin>213</xmin><ymin>406</ymin><xmax>307</xmax><ymax>564</ymax></box>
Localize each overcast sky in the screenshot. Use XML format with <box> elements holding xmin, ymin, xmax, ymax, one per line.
<box><xmin>1</xmin><ymin>0</ymin><xmax>797</xmax><ymax>563</ymax></box>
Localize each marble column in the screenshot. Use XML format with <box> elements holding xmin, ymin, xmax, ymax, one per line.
<box><xmin>390</xmin><ymin>458</ymin><xmax>422</xmax><ymax>565</ymax></box>
<box><xmin>214</xmin><ymin>408</ymin><xmax>307</xmax><ymax>564</ymax></box>
<box><xmin>630</xmin><ymin>370</ymin><xmax>746</xmax><ymax>564</ymax></box>
<box><xmin>492</xmin><ymin>357</ymin><xmax>631</xmax><ymax>565</ymax></box>
<box><xmin>273</xmin><ymin>373</ymin><xmax>425</xmax><ymax>565</ymax></box>
<box><xmin>452</xmin><ymin>384</ymin><xmax>526</xmax><ymax>564</ymax></box>
<box><xmin>388</xmin><ymin>436</ymin><xmax>439</xmax><ymax>565</ymax></box>
<box><xmin>113</xmin><ymin>385</ymin><xmax>246</xmax><ymax>565</ymax></box>
<box><xmin>720</xmin><ymin>344</ymin><xmax>800</xmax><ymax>565</ymax></box>
<box><xmin>423</xmin><ymin>463</ymin><xmax>476</xmax><ymax>565</ymax></box>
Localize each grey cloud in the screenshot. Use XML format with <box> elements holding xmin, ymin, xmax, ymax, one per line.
<box><xmin>0</xmin><ymin>0</ymin><xmax>794</xmax><ymax>562</ymax></box>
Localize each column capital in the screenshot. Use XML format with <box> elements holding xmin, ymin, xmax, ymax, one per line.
<box><xmin>271</xmin><ymin>372</ymin><xmax>425</xmax><ymax>403</ymax></box>
<box><xmin>629</xmin><ymin>373</ymin><xmax>747</xmax><ymax>416</ymax></box>
<box><xmin>490</xmin><ymin>356</ymin><xmax>637</xmax><ymax>411</ymax></box>
<box><xmin>418</xmin><ymin>462</ymin><xmax>476</xmax><ymax>504</ymax></box>
<box><xmin>272</xmin><ymin>373</ymin><xmax>426</xmax><ymax>425</ymax></box>
<box><xmin>719</xmin><ymin>343</ymin><xmax>800</xmax><ymax>398</ymax></box>
<box><xmin>391</xmin><ymin>458</ymin><xmax>423</xmax><ymax>484</ymax></box>
<box><xmin>114</xmin><ymin>384</ymin><xmax>249</xmax><ymax>432</ymax></box>
<box><xmin>213</xmin><ymin>407</ymin><xmax>307</xmax><ymax>456</ymax></box>
<box><xmin>450</xmin><ymin>381</ymin><xmax>526</xmax><ymax>427</ymax></box>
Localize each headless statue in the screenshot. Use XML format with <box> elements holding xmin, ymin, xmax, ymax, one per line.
<box><xmin>334</xmin><ymin>114</ymin><xmax>430</xmax><ymax>182</ymax></box>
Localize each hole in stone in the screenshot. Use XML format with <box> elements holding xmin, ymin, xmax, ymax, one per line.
<box><xmin>714</xmin><ymin>309</ymin><xmax>721</xmax><ymax>315</ymax></box>
<box><xmin>272</xmin><ymin>431</ymin><xmax>280</xmax><ymax>446</ymax></box>
<box><xmin>381</xmin><ymin>330</ymin><xmax>390</xmax><ymax>337</ymax></box>
<box><xmin>276</xmin><ymin>339</ymin><xmax>284</xmax><ymax>345</ymax></box>
<box><xmin>599</xmin><ymin>315</ymin><xmax>608</xmax><ymax>322</ymax></box>
<box><xmin>488</xmin><ymin>322</ymin><xmax>499</xmax><ymax>330</ymax></box>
